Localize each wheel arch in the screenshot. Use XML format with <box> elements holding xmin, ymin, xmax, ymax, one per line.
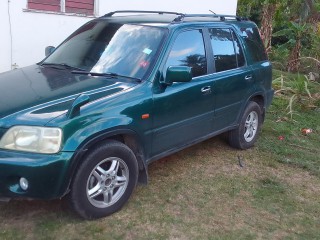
<box><xmin>62</xmin><ymin>129</ymin><xmax>148</xmax><ymax>197</ymax></box>
<box><xmin>235</xmin><ymin>93</ymin><xmax>265</xmax><ymax>127</ymax></box>
<box><xmin>248</xmin><ymin>94</ymin><xmax>265</xmax><ymax>122</ymax></box>
<box><xmin>229</xmin><ymin>100</ymin><xmax>263</xmax><ymax>149</ymax></box>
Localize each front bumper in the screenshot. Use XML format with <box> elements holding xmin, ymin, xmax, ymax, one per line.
<box><xmin>0</xmin><ymin>150</ymin><xmax>74</xmax><ymax>199</ymax></box>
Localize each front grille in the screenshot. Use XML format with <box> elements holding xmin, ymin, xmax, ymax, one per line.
<box><xmin>0</xmin><ymin>128</ymin><xmax>7</xmax><ymax>140</ymax></box>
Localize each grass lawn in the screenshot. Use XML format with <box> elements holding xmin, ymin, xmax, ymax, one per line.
<box><xmin>0</xmin><ymin>71</ymin><xmax>319</xmax><ymax>240</ymax></box>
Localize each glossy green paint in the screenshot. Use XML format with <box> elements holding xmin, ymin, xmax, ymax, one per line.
<box><xmin>48</xmin><ymin>81</ymin><xmax>154</xmax><ymax>153</ymax></box>
<box><xmin>211</xmin><ymin>67</ymin><xmax>254</xmax><ymax>131</ymax></box>
<box><xmin>164</xmin><ymin>66</ymin><xmax>192</xmax><ymax>85</ymax></box>
<box><xmin>0</xmin><ymin>150</ymin><xmax>73</xmax><ymax>199</ymax></box>
<box><xmin>152</xmin><ymin>74</ymin><xmax>215</xmax><ymax>156</ymax></box>
<box><xmin>0</xmin><ymin>14</ymin><xmax>273</xmax><ymax>200</ymax></box>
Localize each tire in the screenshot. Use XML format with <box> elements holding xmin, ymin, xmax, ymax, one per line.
<box><xmin>68</xmin><ymin>140</ymin><xmax>138</xmax><ymax>219</ymax></box>
<box><xmin>228</xmin><ymin>101</ymin><xmax>262</xmax><ymax>150</ymax></box>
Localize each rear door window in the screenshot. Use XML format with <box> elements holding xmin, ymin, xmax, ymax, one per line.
<box><xmin>209</xmin><ymin>28</ymin><xmax>246</xmax><ymax>73</ymax></box>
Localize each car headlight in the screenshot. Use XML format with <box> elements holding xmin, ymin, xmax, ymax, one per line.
<box><xmin>0</xmin><ymin>126</ymin><xmax>62</xmax><ymax>154</ymax></box>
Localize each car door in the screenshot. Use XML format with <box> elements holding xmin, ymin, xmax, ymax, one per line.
<box><xmin>151</xmin><ymin>29</ymin><xmax>214</xmax><ymax>156</ymax></box>
<box><xmin>208</xmin><ymin>28</ymin><xmax>254</xmax><ymax>131</ymax></box>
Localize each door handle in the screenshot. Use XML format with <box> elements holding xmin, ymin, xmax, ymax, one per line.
<box><xmin>201</xmin><ymin>86</ymin><xmax>211</xmax><ymax>94</ymax></box>
<box><xmin>245</xmin><ymin>75</ymin><xmax>253</xmax><ymax>80</ymax></box>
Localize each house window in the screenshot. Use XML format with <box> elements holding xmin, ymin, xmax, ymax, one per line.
<box><xmin>27</xmin><ymin>0</ymin><xmax>95</xmax><ymax>15</ymax></box>
<box><xmin>65</xmin><ymin>0</ymin><xmax>94</xmax><ymax>15</ymax></box>
<box><xmin>28</xmin><ymin>0</ymin><xmax>61</xmax><ymax>12</ymax></box>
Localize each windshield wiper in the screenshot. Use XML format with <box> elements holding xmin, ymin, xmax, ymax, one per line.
<box><xmin>71</xmin><ymin>70</ymin><xmax>142</xmax><ymax>82</ymax></box>
<box><xmin>41</xmin><ymin>63</ymin><xmax>85</xmax><ymax>71</ymax></box>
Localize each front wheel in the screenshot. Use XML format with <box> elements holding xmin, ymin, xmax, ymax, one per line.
<box><xmin>68</xmin><ymin>140</ymin><xmax>138</xmax><ymax>219</ymax></box>
<box><xmin>228</xmin><ymin>101</ymin><xmax>262</xmax><ymax>149</ymax></box>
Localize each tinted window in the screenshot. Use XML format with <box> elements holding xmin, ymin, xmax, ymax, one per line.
<box><xmin>240</xmin><ymin>27</ymin><xmax>267</xmax><ymax>62</ymax></box>
<box><xmin>209</xmin><ymin>28</ymin><xmax>237</xmax><ymax>72</ymax></box>
<box><xmin>165</xmin><ymin>30</ymin><xmax>207</xmax><ymax>78</ymax></box>
<box><xmin>232</xmin><ymin>31</ymin><xmax>245</xmax><ymax>67</ymax></box>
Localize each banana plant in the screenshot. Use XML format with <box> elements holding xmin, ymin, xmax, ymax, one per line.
<box><xmin>273</xmin><ymin>22</ymin><xmax>311</xmax><ymax>72</ymax></box>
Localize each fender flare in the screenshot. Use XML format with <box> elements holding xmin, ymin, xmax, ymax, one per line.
<box><xmin>60</xmin><ymin>128</ymin><xmax>148</xmax><ymax>197</ymax></box>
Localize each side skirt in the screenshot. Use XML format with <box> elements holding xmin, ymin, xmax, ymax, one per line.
<box><xmin>146</xmin><ymin>124</ymin><xmax>238</xmax><ymax>165</ymax></box>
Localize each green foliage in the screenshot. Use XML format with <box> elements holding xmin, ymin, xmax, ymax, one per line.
<box><xmin>273</xmin><ymin>22</ymin><xmax>310</xmax><ymax>39</ymax></box>
<box><xmin>269</xmin><ymin>48</ymin><xmax>289</xmax><ymax>71</ymax></box>
<box><xmin>272</xmin><ymin>70</ymin><xmax>318</xmax><ymax>122</ymax></box>
<box><xmin>308</xmin><ymin>31</ymin><xmax>320</xmax><ymax>59</ymax></box>
<box><xmin>238</xmin><ymin>0</ymin><xmax>320</xmax><ymax>72</ymax></box>
<box><xmin>236</xmin><ymin>0</ymin><xmax>262</xmax><ymax>25</ymax></box>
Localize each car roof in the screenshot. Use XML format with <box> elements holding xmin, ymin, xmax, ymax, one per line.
<box><xmin>98</xmin><ymin>11</ymin><xmax>253</xmax><ymax>28</ymax></box>
<box><xmin>99</xmin><ymin>14</ymin><xmax>177</xmax><ymax>26</ymax></box>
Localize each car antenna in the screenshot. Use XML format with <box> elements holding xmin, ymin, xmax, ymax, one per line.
<box><xmin>209</xmin><ymin>10</ymin><xmax>216</xmax><ymax>14</ymax></box>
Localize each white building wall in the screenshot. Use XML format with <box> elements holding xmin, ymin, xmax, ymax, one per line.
<box><xmin>0</xmin><ymin>0</ymin><xmax>237</xmax><ymax>73</ymax></box>
<box><xmin>99</xmin><ymin>1</ymin><xmax>238</xmax><ymax>16</ymax></box>
<box><xmin>0</xmin><ymin>0</ymin><xmax>93</xmax><ymax>73</ymax></box>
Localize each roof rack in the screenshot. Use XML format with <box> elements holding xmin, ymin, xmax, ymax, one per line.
<box><xmin>173</xmin><ymin>14</ymin><xmax>246</xmax><ymax>22</ymax></box>
<box><xmin>103</xmin><ymin>11</ymin><xmax>247</xmax><ymax>22</ymax></box>
<box><xmin>104</xmin><ymin>10</ymin><xmax>184</xmax><ymax>17</ymax></box>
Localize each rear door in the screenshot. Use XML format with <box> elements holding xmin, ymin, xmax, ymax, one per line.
<box><xmin>239</xmin><ymin>26</ymin><xmax>272</xmax><ymax>103</ymax></box>
<box><xmin>208</xmin><ymin>28</ymin><xmax>254</xmax><ymax>131</ymax></box>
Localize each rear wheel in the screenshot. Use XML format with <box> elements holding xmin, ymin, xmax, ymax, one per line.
<box><xmin>68</xmin><ymin>140</ymin><xmax>138</xmax><ymax>219</ymax></box>
<box><xmin>228</xmin><ymin>101</ymin><xmax>262</xmax><ymax>149</ymax></box>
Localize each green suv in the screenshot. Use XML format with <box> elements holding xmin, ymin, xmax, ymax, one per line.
<box><xmin>0</xmin><ymin>11</ymin><xmax>273</xmax><ymax>219</ymax></box>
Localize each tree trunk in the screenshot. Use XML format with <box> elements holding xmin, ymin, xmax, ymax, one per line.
<box><xmin>287</xmin><ymin>39</ymin><xmax>302</xmax><ymax>72</ymax></box>
<box><xmin>260</xmin><ymin>3</ymin><xmax>277</xmax><ymax>55</ymax></box>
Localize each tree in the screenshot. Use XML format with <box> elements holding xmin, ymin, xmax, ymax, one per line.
<box><xmin>237</xmin><ymin>0</ymin><xmax>280</xmax><ymax>54</ymax></box>
<box><xmin>238</xmin><ymin>0</ymin><xmax>320</xmax><ymax>72</ymax></box>
<box><xmin>260</xmin><ymin>3</ymin><xmax>277</xmax><ymax>54</ymax></box>
<box><xmin>273</xmin><ymin>22</ymin><xmax>310</xmax><ymax>72</ymax></box>
<box><xmin>274</xmin><ymin>0</ymin><xmax>318</xmax><ymax>72</ymax></box>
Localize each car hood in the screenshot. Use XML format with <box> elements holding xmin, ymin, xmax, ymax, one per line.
<box><xmin>0</xmin><ymin>65</ymin><xmax>137</xmax><ymax>127</ymax></box>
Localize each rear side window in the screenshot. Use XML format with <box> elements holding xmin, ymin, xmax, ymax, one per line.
<box><xmin>209</xmin><ymin>28</ymin><xmax>245</xmax><ymax>72</ymax></box>
<box><xmin>165</xmin><ymin>30</ymin><xmax>207</xmax><ymax>78</ymax></box>
<box><xmin>240</xmin><ymin>27</ymin><xmax>267</xmax><ymax>63</ymax></box>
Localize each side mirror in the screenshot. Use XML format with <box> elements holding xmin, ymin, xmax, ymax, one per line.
<box><xmin>45</xmin><ymin>46</ymin><xmax>55</xmax><ymax>57</ymax></box>
<box><xmin>164</xmin><ymin>66</ymin><xmax>192</xmax><ymax>86</ymax></box>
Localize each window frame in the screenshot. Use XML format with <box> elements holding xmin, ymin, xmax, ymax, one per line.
<box><xmin>26</xmin><ymin>0</ymin><xmax>98</xmax><ymax>17</ymax></box>
<box><xmin>162</xmin><ymin>28</ymin><xmax>211</xmax><ymax>80</ymax></box>
<box><xmin>230</xmin><ymin>30</ymin><xmax>246</xmax><ymax>68</ymax></box>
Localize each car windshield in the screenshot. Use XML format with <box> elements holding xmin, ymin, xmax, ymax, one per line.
<box><xmin>42</xmin><ymin>21</ymin><xmax>166</xmax><ymax>79</ymax></box>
